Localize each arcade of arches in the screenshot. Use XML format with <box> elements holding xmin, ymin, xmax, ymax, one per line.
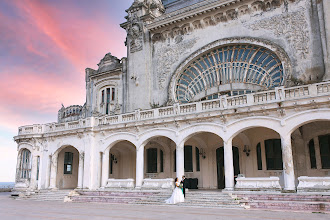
<box><xmin>15</xmin><ymin>118</ymin><xmax>330</xmax><ymax>192</ymax></box>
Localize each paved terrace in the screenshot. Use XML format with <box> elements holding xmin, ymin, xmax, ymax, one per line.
<box><xmin>16</xmin><ymin>81</ymin><xmax>330</xmax><ymax>136</ymax></box>
<box><xmin>1</xmin><ymin>192</ymin><xmax>329</xmax><ymax>220</ymax></box>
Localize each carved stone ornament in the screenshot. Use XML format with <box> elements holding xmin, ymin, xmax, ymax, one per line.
<box><xmin>127</xmin><ymin>15</ymin><xmax>144</xmax><ymax>53</ymax></box>
<box><xmin>155</xmin><ymin>37</ymin><xmax>197</xmax><ymax>89</ymax></box>
<box><xmin>246</xmin><ymin>9</ymin><xmax>310</xmax><ymax>60</ymax></box>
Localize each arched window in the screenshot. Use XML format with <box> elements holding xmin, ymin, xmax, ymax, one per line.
<box><xmin>175</xmin><ymin>44</ymin><xmax>284</xmax><ymax>103</ymax></box>
<box><xmin>100</xmin><ymin>86</ymin><xmax>117</xmax><ymax>114</ymax></box>
<box><xmin>20</xmin><ymin>149</ymin><xmax>31</xmax><ymax>179</ymax></box>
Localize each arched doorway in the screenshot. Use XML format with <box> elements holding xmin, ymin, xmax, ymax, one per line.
<box><xmin>216</xmin><ymin>146</ymin><xmax>240</xmax><ymax>189</ymax></box>
<box><xmin>143</xmin><ymin>136</ymin><xmax>176</xmax><ymax>179</ymax></box>
<box><xmin>108</xmin><ymin>141</ymin><xmax>136</xmax><ymax>179</ymax></box>
<box><xmin>56</xmin><ymin>146</ymin><xmax>79</xmax><ymax>189</ymax></box>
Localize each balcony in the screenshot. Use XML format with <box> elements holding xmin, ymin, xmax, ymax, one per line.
<box><xmin>16</xmin><ymin>81</ymin><xmax>330</xmax><ymax>136</ymax></box>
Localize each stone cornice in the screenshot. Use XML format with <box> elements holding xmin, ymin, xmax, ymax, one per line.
<box><xmin>147</xmin><ymin>0</ymin><xmax>243</xmax><ymax>31</ymax></box>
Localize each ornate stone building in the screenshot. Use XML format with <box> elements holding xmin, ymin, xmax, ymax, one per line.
<box><xmin>14</xmin><ymin>0</ymin><xmax>330</xmax><ymax>194</ymax></box>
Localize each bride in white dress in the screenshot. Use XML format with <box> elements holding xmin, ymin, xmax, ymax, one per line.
<box><xmin>165</xmin><ymin>178</ymin><xmax>184</xmax><ymax>204</ymax></box>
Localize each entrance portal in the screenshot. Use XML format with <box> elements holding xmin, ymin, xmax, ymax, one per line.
<box><xmin>56</xmin><ymin>146</ymin><xmax>79</xmax><ymax>189</ymax></box>
<box><xmin>216</xmin><ymin>147</ymin><xmax>240</xmax><ymax>189</ymax></box>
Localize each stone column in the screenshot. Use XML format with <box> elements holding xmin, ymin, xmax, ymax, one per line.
<box><xmin>49</xmin><ymin>152</ymin><xmax>58</xmax><ymax>189</ymax></box>
<box><xmin>281</xmin><ymin>134</ymin><xmax>296</xmax><ymax>192</ymax></box>
<box><xmin>77</xmin><ymin>152</ymin><xmax>85</xmax><ymax>189</ymax></box>
<box><xmin>30</xmin><ymin>155</ymin><xmax>39</xmax><ymax>189</ymax></box>
<box><xmin>224</xmin><ymin>138</ymin><xmax>234</xmax><ymax>191</ymax></box>
<box><xmin>135</xmin><ymin>145</ymin><xmax>144</xmax><ymax>188</ymax></box>
<box><xmin>101</xmin><ymin>149</ymin><xmax>110</xmax><ymax>187</ymax></box>
<box><xmin>176</xmin><ymin>142</ymin><xmax>184</xmax><ymax>181</ymax></box>
<box><xmin>45</xmin><ymin>155</ymin><xmax>51</xmax><ymax>189</ymax></box>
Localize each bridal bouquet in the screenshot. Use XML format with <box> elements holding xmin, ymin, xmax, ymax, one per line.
<box><xmin>179</xmin><ymin>183</ymin><xmax>183</xmax><ymax>189</ymax></box>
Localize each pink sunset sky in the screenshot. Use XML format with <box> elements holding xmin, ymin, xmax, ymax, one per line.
<box><xmin>0</xmin><ymin>0</ymin><xmax>133</xmax><ymax>181</ymax></box>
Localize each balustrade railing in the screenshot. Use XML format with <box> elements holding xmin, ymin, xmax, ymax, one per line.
<box><xmin>17</xmin><ymin>82</ymin><xmax>330</xmax><ymax>135</ymax></box>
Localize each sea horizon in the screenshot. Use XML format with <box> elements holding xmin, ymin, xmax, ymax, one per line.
<box><xmin>0</xmin><ymin>182</ymin><xmax>15</xmax><ymax>188</ymax></box>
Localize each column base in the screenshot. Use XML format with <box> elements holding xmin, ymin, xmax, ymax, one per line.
<box><xmin>49</xmin><ymin>187</ymin><xmax>58</xmax><ymax>191</ymax></box>
<box><xmin>222</xmin><ymin>187</ymin><xmax>234</xmax><ymax>192</ymax></box>
<box><xmin>282</xmin><ymin>188</ymin><xmax>296</xmax><ymax>193</ymax></box>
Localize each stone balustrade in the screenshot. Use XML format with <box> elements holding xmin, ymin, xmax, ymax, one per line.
<box><xmin>17</xmin><ymin>81</ymin><xmax>330</xmax><ymax>135</ymax></box>
<box><xmin>105</xmin><ymin>178</ymin><xmax>135</xmax><ymax>188</ymax></box>
<box><xmin>235</xmin><ymin>176</ymin><xmax>282</xmax><ymax>191</ymax></box>
<box><xmin>297</xmin><ymin>176</ymin><xmax>330</xmax><ymax>192</ymax></box>
<box><xmin>141</xmin><ymin>178</ymin><xmax>174</xmax><ymax>189</ymax></box>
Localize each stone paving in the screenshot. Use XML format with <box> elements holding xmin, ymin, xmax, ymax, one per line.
<box><xmin>0</xmin><ymin>192</ymin><xmax>329</xmax><ymax>220</ymax></box>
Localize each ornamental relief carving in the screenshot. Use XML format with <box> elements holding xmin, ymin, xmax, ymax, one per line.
<box><xmin>150</xmin><ymin>0</ymin><xmax>285</xmax><ymax>42</ymax></box>
<box><xmin>127</xmin><ymin>15</ymin><xmax>144</xmax><ymax>53</ymax></box>
<box><xmin>154</xmin><ymin>37</ymin><xmax>197</xmax><ymax>89</ymax></box>
<box><xmin>246</xmin><ymin>9</ymin><xmax>310</xmax><ymax>60</ymax></box>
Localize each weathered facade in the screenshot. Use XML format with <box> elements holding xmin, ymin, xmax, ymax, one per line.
<box><xmin>14</xmin><ymin>0</ymin><xmax>330</xmax><ymax>194</ymax></box>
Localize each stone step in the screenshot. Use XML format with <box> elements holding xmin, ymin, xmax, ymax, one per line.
<box><xmin>248</xmin><ymin>200</ymin><xmax>330</xmax><ymax>212</ymax></box>
<box><xmin>235</xmin><ymin>194</ymin><xmax>330</xmax><ymax>202</ymax></box>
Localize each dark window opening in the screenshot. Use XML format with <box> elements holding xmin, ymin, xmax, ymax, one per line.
<box><xmin>106</xmin><ymin>88</ymin><xmax>110</xmax><ymax>114</ymax></box>
<box><xmin>308</xmin><ymin>139</ymin><xmax>317</xmax><ymax>169</ymax></box>
<box><xmin>256</xmin><ymin>143</ymin><xmax>262</xmax><ymax>170</ymax></box>
<box><xmin>160</xmin><ymin>150</ymin><xmax>164</xmax><ymax>173</ymax></box>
<box><xmin>174</xmin><ymin>150</ymin><xmax>176</xmax><ymax>172</ymax></box>
<box><xmin>112</xmin><ymin>88</ymin><xmax>115</xmax><ymax>101</ymax></box>
<box><xmin>195</xmin><ymin>147</ymin><xmax>200</xmax><ymax>171</ymax></box>
<box><xmin>265</xmin><ymin>139</ymin><xmax>282</xmax><ymax>170</ymax></box>
<box><xmin>64</xmin><ymin>152</ymin><xmax>73</xmax><ymax>174</ymax></box>
<box><xmin>147</xmin><ymin>148</ymin><xmax>157</xmax><ymax>173</ymax></box>
<box><xmin>102</xmin><ymin>90</ymin><xmax>104</xmax><ymax>103</ymax></box>
<box><xmin>319</xmin><ymin>134</ymin><xmax>330</xmax><ymax>169</ymax></box>
<box><xmin>184</xmin><ymin>145</ymin><xmax>193</xmax><ymax>172</ymax></box>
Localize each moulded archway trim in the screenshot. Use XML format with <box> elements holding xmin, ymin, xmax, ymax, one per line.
<box><xmin>168</xmin><ymin>37</ymin><xmax>292</xmax><ymax>104</ymax></box>
<box><xmin>53</xmin><ymin>145</ymin><xmax>80</xmax><ymax>156</ymax></box>
<box><xmin>101</xmin><ymin>132</ymin><xmax>138</xmax><ymax>153</ymax></box>
<box><xmin>178</xmin><ymin>123</ymin><xmax>225</xmax><ymax>144</ymax></box>
<box><xmin>17</xmin><ymin>143</ymin><xmax>35</xmax><ymax>155</ymax></box>
<box><xmin>139</xmin><ymin>128</ymin><xmax>178</xmax><ymax>147</ymax></box>
<box><xmin>226</xmin><ymin>116</ymin><xmax>282</xmax><ymax>140</ymax></box>
<box><xmin>282</xmin><ymin>109</ymin><xmax>330</xmax><ymax>136</ymax></box>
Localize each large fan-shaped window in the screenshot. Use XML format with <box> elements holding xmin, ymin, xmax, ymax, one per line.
<box><xmin>175</xmin><ymin>44</ymin><xmax>284</xmax><ymax>103</ymax></box>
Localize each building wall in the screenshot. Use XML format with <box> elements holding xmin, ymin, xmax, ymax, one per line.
<box><xmin>56</xmin><ymin>146</ymin><xmax>79</xmax><ymax>189</ymax></box>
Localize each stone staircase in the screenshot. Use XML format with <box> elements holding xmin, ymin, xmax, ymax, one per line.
<box><xmin>69</xmin><ymin>189</ymin><xmax>244</xmax><ymax>209</ymax></box>
<box><xmin>233</xmin><ymin>193</ymin><xmax>330</xmax><ymax>212</ymax></box>
<box><xmin>15</xmin><ymin>190</ymin><xmax>72</xmax><ymax>202</ymax></box>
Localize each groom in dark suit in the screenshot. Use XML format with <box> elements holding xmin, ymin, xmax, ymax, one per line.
<box><xmin>181</xmin><ymin>175</ymin><xmax>186</xmax><ymax>197</ymax></box>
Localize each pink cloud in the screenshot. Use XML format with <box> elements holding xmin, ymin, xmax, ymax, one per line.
<box><xmin>10</xmin><ymin>0</ymin><xmax>126</xmax><ymax>73</ymax></box>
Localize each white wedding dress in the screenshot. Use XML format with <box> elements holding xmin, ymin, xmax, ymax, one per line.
<box><xmin>165</xmin><ymin>181</ymin><xmax>184</xmax><ymax>204</ymax></box>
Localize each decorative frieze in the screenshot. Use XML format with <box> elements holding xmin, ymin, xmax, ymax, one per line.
<box><xmin>149</xmin><ymin>0</ymin><xmax>285</xmax><ymax>42</ymax></box>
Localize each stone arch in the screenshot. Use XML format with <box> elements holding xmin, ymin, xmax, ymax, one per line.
<box><xmin>226</xmin><ymin>117</ymin><xmax>282</xmax><ymax>140</ymax></box>
<box><xmin>178</xmin><ymin>123</ymin><xmax>225</xmax><ymax>144</ymax></box>
<box><xmin>168</xmin><ymin>37</ymin><xmax>292</xmax><ymax>104</ymax></box>
<box><xmin>139</xmin><ymin>128</ymin><xmax>178</xmax><ymax>147</ymax></box>
<box><xmin>101</xmin><ymin>132</ymin><xmax>138</xmax><ymax>153</ymax></box>
<box><xmin>282</xmin><ymin>109</ymin><xmax>330</xmax><ymax>136</ymax></box>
